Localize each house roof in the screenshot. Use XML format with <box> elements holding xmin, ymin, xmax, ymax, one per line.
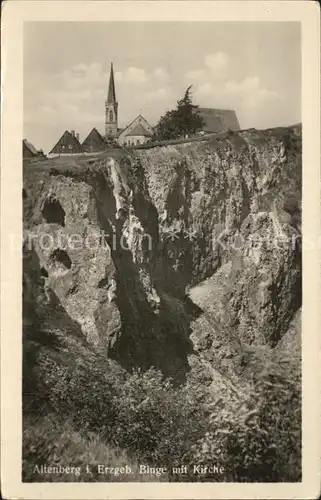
<box><xmin>23</xmin><ymin>139</ymin><xmax>38</xmax><ymax>155</ymax></box>
<box><xmin>198</xmin><ymin>108</ymin><xmax>240</xmax><ymax>133</ymax></box>
<box><xmin>121</xmin><ymin>114</ymin><xmax>144</xmax><ymax>132</ymax></box>
<box><xmin>82</xmin><ymin>127</ymin><xmax>106</xmax><ymax>146</ymax></box>
<box><xmin>125</xmin><ymin>123</ymin><xmax>153</xmax><ymax>137</ymax></box>
<box><xmin>49</xmin><ymin>130</ymin><xmax>83</xmax><ymax>154</ymax></box>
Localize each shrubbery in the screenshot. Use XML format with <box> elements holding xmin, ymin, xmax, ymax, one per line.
<box><xmin>190</xmin><ymin>353</ymin><xmax>301</xmax><ymax>481</ymax></box>
<box><xmin>23</xmin><ymin>342</ymin><xmax>301</xmax><ymax>482</ymax></box>
<box><xmin>110</xmin><ymin>369</ymin><xmax>209</xmax><ymax>470</ymax></box>
<box><xmin>40</xmin><ymin>353</ymin><xmax>210</xmax><ymax>475</ymax></box>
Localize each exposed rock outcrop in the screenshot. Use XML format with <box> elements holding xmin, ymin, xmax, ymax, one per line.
<box><xmin>23</xmin><ymin>125</ymin><xmax>301</xmax><ymax>388</ymax></box>
<box><xmin>136</xmin><ymin>127</ymin><xmax>301</xmax><ymax>364</ymax></box>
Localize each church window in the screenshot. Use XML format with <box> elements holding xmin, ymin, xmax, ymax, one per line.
<box><xmin>136</xmin><ymin>139</ymin><xmax>140</xmax><ymax>145</ymax></box>
<box><xmin>109</xmin><ymin>110</ymin><xmax>113</xmax><ymax>122</ymax></box>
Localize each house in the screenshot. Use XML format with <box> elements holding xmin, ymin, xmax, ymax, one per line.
<box><xmin>82</xmin><ymin>127</ymin><xmax>107</xmax><ymax>153</ymax></box>
<box><xmin>49</xmin><ymin>130</ymin><xmax>83</xmax><ymax>156</ymax></box>
<box><xmin>197</xmin><ymin>108</ymin><xmax>240</xmax><ymax>134</ymax></box>
<box><xmin>49</xmin><ymin>63</ymin><xmax>241</xmax><ymax>155</ymax></box>
<box><xmin>23</xmin><ymin>139</ymin><xmax>44</xmax><ymax>159</ymax></box>
<box><xmin>117</xmin><ymin>115</ymin><xmax>153</xmax><ymax>147</ymax></box>
<box><xmin>49</xmin><ymin>62</ymin><xmax>153</xmax><ymax>154</ymax></box>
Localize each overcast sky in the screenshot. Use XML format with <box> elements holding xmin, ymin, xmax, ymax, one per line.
<box><xmin>24</xmin><ymin>22</ymin><xmax>301</xmax><ymax>153</ymax></box>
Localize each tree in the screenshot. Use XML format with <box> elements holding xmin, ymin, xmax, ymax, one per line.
<box><xmin>153</xmin><ymin>86</ymin><xmax>205</xmax><ymax>141</ymax></box>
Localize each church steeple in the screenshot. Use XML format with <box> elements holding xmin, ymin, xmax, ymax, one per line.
<box><xmin>105</xmin><ymin>62</ymin><xmax>118</xmax><ymax>138</ymax></box>
<box><xmin>107</xmin><ymin>62</ymin><xmax>116</xmax><ymax>103</ymax></box>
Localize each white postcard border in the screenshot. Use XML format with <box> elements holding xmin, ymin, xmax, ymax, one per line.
<box><xmin>1</xmin><ymin>2</ymin><xmax>320</xmax><ymax>499</ymax></box>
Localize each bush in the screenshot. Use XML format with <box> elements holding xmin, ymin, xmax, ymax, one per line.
<box><xmin>111</xmin><ymin>368</ymin><xmax>209</xmax><ymax>469</ymax></box>
<box><xmin>190</xmin><ymin>355</ymin><xmax>301</xmax><ymax>482</ymax></box>
<box><xmin>24</xmin><ymin>338</ymin><xmax>301</xmax><ymax>482</ymax></box>
<box><xmin>46</xmin><ymin>357</ymin><xmax>118</xmax><ymax>434</ymax></box>
<box><xmin>43</xmin><ymin>355</ymin><xmax>210</xmax><ymax>474</ymax></box>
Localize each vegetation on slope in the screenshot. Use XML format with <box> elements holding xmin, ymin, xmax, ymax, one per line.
<box><xmin>23</xmin><ymin>324</ymin><xmax>301</xmax><ymax>482</ymax></box>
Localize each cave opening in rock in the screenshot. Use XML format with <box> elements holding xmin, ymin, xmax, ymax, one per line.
<box><xmin>40</xmin><ymin>267</ymin><xmax>49</xmax><ymax>278</ymax></box>
<box><xmin>42</xmin><ymin>197</ymin><xmax>65</xmax><ymax>226</ymax></box>
<box><xmin>51</xmin><ymin>249</ymin><xmax>72</xmax><ymax>270</ymax></box>
<box><xmin>98</xmin><ymin>278</ymin><xmax>109</xmax><ymax>288</ymax></box>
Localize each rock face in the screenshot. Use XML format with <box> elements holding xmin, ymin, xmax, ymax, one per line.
<box><xmin>23</xmin><ymin>125</ymin><xmax>301</xmax><ymax>386</ymax></box>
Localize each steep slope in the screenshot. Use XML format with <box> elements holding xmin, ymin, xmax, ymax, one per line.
<box><xmin>23</xmin><ymin>125</ymin><xmax>301</xmax><ymax>390</ymax></box>
<box><xmin>136</xmin><ymin>126</ymin><xmax>301</xmax><ymax>378</ymax></box>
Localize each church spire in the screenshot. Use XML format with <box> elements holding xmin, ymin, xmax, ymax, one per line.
<box><xmin>105</xmin><ymin>62</ymin><xmax>118</xmax><ymax>138</ymax></box>
<box><xmin>107</xmin><ymin>62</ymin><xmax>116</xmax><ymax>103</ymax></box>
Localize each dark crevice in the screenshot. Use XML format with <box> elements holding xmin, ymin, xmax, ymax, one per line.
<box><xmin>42</xmin><ymin>197</ymin><xmax>66</xmax><ymax>226</ymax></box>
<box><xmin>51</xmin><ymin>249</ymin><xmax>72</xmax><ymax>270</ymax></box>
<box><xmin>98</xmin><ymin>278</ymin><xmax>109</xmax><ymax>288</ymax></box>
<box><xmin>40</xmin><ymin>267</ymin><xmax>48</xmax><ymax>278</ymax></box>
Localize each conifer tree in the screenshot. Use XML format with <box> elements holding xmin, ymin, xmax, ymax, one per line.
<box><xmin>154</xmin><ymin>86</ymin><xmax>204</xmax><ymax>140</ymax></box>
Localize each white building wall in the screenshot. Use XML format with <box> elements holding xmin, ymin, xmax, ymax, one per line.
<box><xmin>119</xmin><ymin>135</ymin><xmax>151</xmax><ymax>147</ymax></box>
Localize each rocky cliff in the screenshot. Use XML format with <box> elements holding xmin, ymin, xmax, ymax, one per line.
<box><xmin>23</xmin><ymin>125</ymin><xmax>302</xmax><ymax>393</ymax></box>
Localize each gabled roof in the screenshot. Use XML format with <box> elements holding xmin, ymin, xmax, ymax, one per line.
<box><xmin>126</xmin><ymin>123</ymin><xmax>153</xmax><ymax>137</ymax></box>
<box><xmin>107</xmin><ymin>62</ymin><xmax>117</xmax><ymax>103</ymax></box>
<box><xmin>118</xmin><ymin>114</ymin><xmax>153</xmax><ymax>140</ymax></box>
<box><xmin>82</xmin><ymin>127</ymin><xmax>106</xmax><ymax>147</ymax></box>
<box><xmin>49</xmin><ymin>130</ymin><xmax>83</xmax><ymax>154</ymax></box>
<box><xmin>198</xmin><ymin>108</ymin><xmax>240</xmax><ymax>133</ymax></box>
<box><xmin>23</xmin><ymin>139</ymin><xmax>38</xmax><ymax>155</ymax></box>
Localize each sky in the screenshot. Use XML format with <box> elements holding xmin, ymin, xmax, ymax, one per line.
<box><xmin>24</xmin><ymin>22</ymin><xmax>301</xmax><ymax>153</ymax></box>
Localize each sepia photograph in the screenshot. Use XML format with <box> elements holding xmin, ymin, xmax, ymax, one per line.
<box><xmin>1</xmin><ymin>2</ymin><xmax>320</xmax><ymax>499</ymax></box>
<box><xmin>22</xmin><ymin>19</ymin><xmax>302</xmax><ymax>483</ymax></box>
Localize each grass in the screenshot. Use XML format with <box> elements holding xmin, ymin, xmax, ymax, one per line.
<box><xmin>23</xmin><ymin>414</ymin><xmax>169</xmax><ymax>482</ymax></box>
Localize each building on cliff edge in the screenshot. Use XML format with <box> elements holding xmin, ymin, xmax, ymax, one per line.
<box><xmin>104</xmin><ymin>62</ymin><xmax>153</xmax><ymax>146</ymax></box>
<box><xmin>48</xmin><ymin>62</ymin><xmax>240</xmax><ymax>155</ymax></box>
<box><xmin>82</xmin><ymin>127</ymin><xmax>108</xmax><ymax>153</ymax></box>
<box><xmin>49</xmin><ymin>130</ymin><xmax>83</xmax><ymax>156</ymax></box>
<box><xmin>49</xmin><ymin>62</ymin><xmax>154</xmax><ymax>156</ymax></box>
<box><xmin>23</xmin><ymin>139</ymin><xmax>45</xmax><ymax>160</ymax></box>
<box><xmin>196</xmin><ymin>108</ymin><xmax>240</xmax><ymax>134</ymax></box>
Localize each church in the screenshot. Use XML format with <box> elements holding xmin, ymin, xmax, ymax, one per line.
<box><xmin>49</xmin><ymin>63</ymin><xmax>153</xmax><ymax>156</ymax></box>
<box><xmin>104</xmin><ymin>63</ymin><xmax>154</xmax><ymax>147</ymax></box>
<box><xmin>49</xmin><ymin>62</ymin><xmax>240</xmax><ymax>156</ymax></box>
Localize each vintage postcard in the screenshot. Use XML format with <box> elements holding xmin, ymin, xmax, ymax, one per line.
<box><xmin>1</xmin><ymin>1</ymin><xmax>320</xmax><ymax>499</ymax></box>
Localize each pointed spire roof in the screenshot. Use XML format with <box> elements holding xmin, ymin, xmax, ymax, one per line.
<box><xmin>107</xmin><ymin>62</ymin><xmax>116</xmax><ymax>103</ymax></box>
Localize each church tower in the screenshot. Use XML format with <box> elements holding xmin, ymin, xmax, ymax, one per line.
<box><xmin>105</xmin><ymin>63</ymin><xmax>118</xmax><ymax>138</ymax></box>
